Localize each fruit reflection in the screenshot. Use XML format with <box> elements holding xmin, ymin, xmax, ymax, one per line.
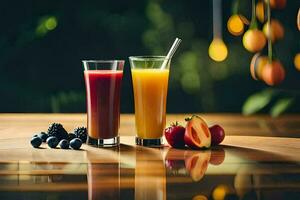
<box><xmin>209</xmin><ymin>146</ymin><xmax>226</xmax><ymax>165</ymax></box>
<box><xmin>184</xmin><ymin>150</ymin><xmax>211</xmax><ymax>181</ymax></box>
<box><xmin>165</xmin><ymin>147</ymin><xmax>225</xmax><ymax>182</ymax></box>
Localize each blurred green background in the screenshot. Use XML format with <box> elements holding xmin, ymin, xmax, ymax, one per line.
<box><xmin>0</xmin><ymin>0</ymin><xmax>299</xmax><ymax>115</ymax></box>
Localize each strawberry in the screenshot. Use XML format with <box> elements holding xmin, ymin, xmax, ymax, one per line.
<box><xmin>164</xmin><ymin>122</ymin><xmax>186</xmax><ymax>148</ymax></box>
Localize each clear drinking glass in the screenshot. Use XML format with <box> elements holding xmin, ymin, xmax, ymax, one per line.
<box><xmin>129</xmin><ymin>56</ymin><xmax>171</xmax><ymax>147</ymax></box>
<box><xmin>82</xmin><ymin>60</ymin><xmax>124</xmax><ymax>147</ymax></box>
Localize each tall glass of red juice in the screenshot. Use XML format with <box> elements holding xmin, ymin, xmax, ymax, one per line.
<box><xmin>82</xmin><ymin>60</ymin><xmax>124</xmax><ymax>147</ymax></box>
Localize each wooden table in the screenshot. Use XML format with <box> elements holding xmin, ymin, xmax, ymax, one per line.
<box><xmin>0</xmin><ymin>114</ymin><xmax>300</xmax><ymax>200</ymax></box>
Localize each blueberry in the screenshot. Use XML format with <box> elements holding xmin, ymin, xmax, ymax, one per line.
<box><xmin>70</xmin><ymin>138</ymin><xmax>82</xmax><ymax>150</ymax></box>
<box><xmin>38</xmin><ymin>132</ymin><xmax>48</xmax><ymax>142</ymax></box>
<box><xmin>31</xmin><ymin>137</ymin><xmax>42</xmax><ymax>148</ymax></box>
<box><xmin>59</xmin><ymin>139</ymin><xmax>69</xmax><ymax>149</ymax></box>
<box><xmin>46</xmin><ymin>136</ymin><xmax>59</xmax><ymax>148</ymax></box>
<box><xmin>68</xmin><ymin>133</ymin><xmax>76</xmax><ymax>141</ymax></box>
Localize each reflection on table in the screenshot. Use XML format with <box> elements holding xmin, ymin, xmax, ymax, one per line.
<box><xmin>0</xmin><ymin>144</ymin><xmax>300</xmax><ymax>200</ymax></box>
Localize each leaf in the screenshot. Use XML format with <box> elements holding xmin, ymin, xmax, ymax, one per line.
<box><xmin>242</xmin><ymin>90</ymin><xmax>273</xmax><ymax>115</ymax></box>
<box><xmin>270</xmin><ymin>98</ymin><xmax>294</xmax><ymax>117</ymax></box>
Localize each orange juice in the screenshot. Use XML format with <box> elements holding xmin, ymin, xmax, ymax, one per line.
<box><xmin>131</xmin><ymin>69</ymin><xmax>169</xmax><ymax>139</ymax></box>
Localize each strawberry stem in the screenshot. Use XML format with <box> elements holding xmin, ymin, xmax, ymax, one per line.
<box><xmin>171</xmin><ymin>121</ymin><xmax>179</xmax><ymax>126</ymax></box>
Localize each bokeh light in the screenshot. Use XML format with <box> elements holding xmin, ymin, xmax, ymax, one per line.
<box><xmin>192</xmin><ymin>194</ymin><xmax>208</xmax><ymax>200</ymax></box>
<box><xmin>35</xmin><ymin>16</ymin><xmax>58</xmax><ymax>37</ymax></box>
<box><xmin>208</xmin><ymin>38</ymin><xmax>228</xmax><ymax>62</ymax></box>
<box><xmin>45</xmin><ymin>17</ymin><xmax>58</xmax><ymax>30</ymax></box>
<box><xmin>212</xmin><ymin>185</ymin><xmax>230</xmax><ymax>200</ymax></box>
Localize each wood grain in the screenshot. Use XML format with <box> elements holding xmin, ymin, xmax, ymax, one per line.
<box><xmin>0</xmin><ymin>113</ymin><xmax>300</xmax><ymax>199</ymax></box>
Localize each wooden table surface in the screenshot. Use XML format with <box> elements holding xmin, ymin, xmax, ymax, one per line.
<box><xmin>0</xmin><ymin>113</ymin><xmax>300</xmax><ymax>200</ymax></box>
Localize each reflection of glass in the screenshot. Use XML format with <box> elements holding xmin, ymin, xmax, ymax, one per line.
<box><xmin>87</xmin><ymin>150</ymin><xmax>120</xmax><ymax>200</ymax></box>
<box><xmin>129</xmin><ymin>56</ymin><xmax>170</xmax><ymax>147</ymax></box>
<box><xmin>135</xmin><ymin>148</ymin><xmax>166</xmax><ymax>199</ymax></box>
<box><xmin>82</xmin><ymin>60</ymin><xmax>124</xmax><ymax>147</ymax></box>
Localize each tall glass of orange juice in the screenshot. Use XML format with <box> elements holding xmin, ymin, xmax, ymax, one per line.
<box><xmin>129</xmin><ymin>56</ymin><xmax>170</xmax><ymax>147</ymax></box>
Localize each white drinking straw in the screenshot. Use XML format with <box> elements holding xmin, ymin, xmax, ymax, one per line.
<box><xmin>161</xmin><ymin>38</ymin><xmax>182</xmax><ymax>69</ymax></box>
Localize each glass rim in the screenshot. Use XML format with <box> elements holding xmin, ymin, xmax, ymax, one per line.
<box><xmin>129</xmin><ymin>56</ymin><xmax>170</xmax><ymax>61</ymax></box>
<box><xmin>82</xmin><ymin>60</ymin><xmax>125</xmax><ymax>63</ymax></box>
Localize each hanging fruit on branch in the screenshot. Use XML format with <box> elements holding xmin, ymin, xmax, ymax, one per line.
<box><xmin>261</xmin><ymin>0</ymin><xmax>286</xmax><ymax>86</ymax></box>
<box><xmin>294</xmin><ymin>53</ymin><xmax>300</xmax><ymax>71</ymax></box>
<box><xmin>242</xmin><ymin>0</ymin><xmax>266</xmax><ymax>52</ymax></box>
<box><xmin>267</xmin><ymin>0</ymin><xmax>286</xmax><ymax>9</ymax></box>
<box><xmin>262</xmin><ymin>60</ymin><xmax>286</xmax><ymax>85</ymax></box>
<box><xmin>250</xmin><ymin>53</ymin><xmax>269</xmax><ymax>80</ymax></box>
<box><xmin>227</xmin><ymin>0</ymin><xmax>249</xmax><ymax>36</ymax></box>
<box><xmin>246</xmin><ymin>0</ymin><xmax>286</xmax><ymax>86</ymax></box>
<box><xmin>256</xmin><ymin>1</ymin><xmax>266</xmax><ymax>23</ymax></box>
<box><xmin>227</xmin><ymin>15</ymin><xmax>245</xmax><ymax>36</ymax></box>
<box><xmin>243</xmin><ymin>29</ymin><xmax>266</xmax><ymax>52</ymax></box>
<box><xmin>263</xmin><ymin>19</ymin><xmax>284</xmax><ymax>42</ymax></box>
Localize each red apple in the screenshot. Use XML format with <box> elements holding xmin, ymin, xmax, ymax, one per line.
<box><xmin>209</xmin><ymin>124</ymin><xmax>225</xmax><ymax>145</ymax></box>
<box><xmin>184</xmin><ymin>115</ymin><xmax>211</xmax><ymax>149</ymax></box>
<box><xmin>184</xmin><ymin>150</ymin><xmax>211</xmax><ymax>181</ymax></box>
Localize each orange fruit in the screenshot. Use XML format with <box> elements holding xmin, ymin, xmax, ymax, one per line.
<box><xmin>256</xmin><ymin>1</ymin><xmax>265</xmax><ymax>23</ymax></box>
<box><xmin>250</xmin><ymin>53</ymin><xmax>269</xmax><ymax>80</ymax></box>
<box><xmin>227</xmin><ymin>14</ymin><xmax>244</xmax><ymax>36</ymax></box>
<box><xmin>268</xmin><ymin>0</ymin><xmax>286</xmax><ymax>9</ymax></box>
<box><xmin>263</xmin><ymin>19</ymin><xmax>284</xmax><ymax>42</ymax></box>
<box><xmin>262</xmin><ymin>60</ymin><xmax>285</xmax><ymax>86</ymax></box>
<box><xmin>294</xmin><ymin>53</ymin><xmax>300</xmax><ymax>71</ymax></box>
<box><xmin>243</xmin><ymin>29</ymin><xmax>266</xmax><ymax>52</ymax></box>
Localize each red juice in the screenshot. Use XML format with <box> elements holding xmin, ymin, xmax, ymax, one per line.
<box><xmin>84</xmin><ymin>70</ymin><xmax>123</xmax><ymax>139</ymax></box>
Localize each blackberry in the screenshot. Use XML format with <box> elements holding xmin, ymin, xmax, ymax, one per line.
<box><xmin>46</xmin><ymin>136</ymin><xmax>59</xmax><ymax>148</ymax></box>
<box><xmin>47</xmin><ymin>123</ymin><xmax>68</xmax><ymax>141</ymax></box>
<box><xmin>74</xmin><ymin>127</ymin><xmax>87</xmax><ymax>143</ymax></box>
<box><xmin>70</xmin><ymin>138</ymin><xmax>82</xmax><ymax>150</ymax></box>
<box><xmin>59</xmin><ymin>139</ymin><xmax>69</xmax><ymax>149</ymax></box>
<box><xmin>38</xmin><ymin>132</ymin><xmax>48</xmax><ymax>142</ymax></box>
<box><xmin>68</xmin><ymin>133</ymin><xmax>76</xmax><ymax>141</ymax></box>
<box><xmin>31</xmin><ymin>137</ymin><xmax>42</xmax><ymax>148</ymax></box>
